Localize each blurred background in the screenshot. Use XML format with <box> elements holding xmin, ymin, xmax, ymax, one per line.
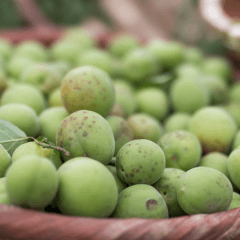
<box><xmin>0</xmin><ymin>0</ymin><xmax>239</xmax><ymax>58</ymax></box>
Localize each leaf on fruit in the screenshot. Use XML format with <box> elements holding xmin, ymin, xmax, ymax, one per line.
<box><xmin>0</xmin><ymin>119</ymin><xmax>27</xmax><ymax>156</ymax></box>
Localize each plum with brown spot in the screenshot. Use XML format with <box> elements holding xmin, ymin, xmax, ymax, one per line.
<box><xmin>111</xmin><ymin>184</ymin><xmax>168</xmax><ymax>219</ymax></box>
<box><xmin>116</xmin><ymin>139</ymin><xmax>165</xmax><ymax>185</ymax></box>
<box><xmin>56</xmin><ymin>110</ymin><xmax>115</xmax><ymax>165</ymax></box>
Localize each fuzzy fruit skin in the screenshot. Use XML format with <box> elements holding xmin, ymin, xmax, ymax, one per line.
<box><xmin>106</xmin><ymin>116</ymin><xmax>133</xmax><ymax>156</ymax></box>
<box><xmin>116</xmin><ymin>139</ymin><xmax>165</xmax><ymax>185</ymax></box>
<box><xmin>106</xmin><ymin>165</ymin><xmax>128</xmax><ymax>193</ymax></box>
<box><xmin>0</xmin><ymin>84</ymin><xmax>46</xmax><ymax>115</ymax></box>
<box><xmin>164</xmin><ymin>113</ymin><xmax>191</xmax><ymax>133</ymax></box>
<box><xmin>0</xmin><ymin>144</ymin><xmax>11</xmax><ymax>178</ymax></box>
<box><xmin>176</xmin><ymin>167</ymin><xmax>233</xmax><ymax>215</ymax></box>
<box><xmin>136</xmin><ymin>87</ymin><xmax>169</xmax><ymax>121</ymax></box>
<box><xmin>6</xmin><ymin>155</ymin><xmax>59</xmax><ymax>209</ymax></box>
<box><xmin>128</xmin><ymin>113</ymin><xmax>164</xmax><ymax>143</ymax></box>
<box><xmin>228</xmin><ymin>149</ymin><xmax>240</xmax><ymax>190</ymax></box>
<box><xmin>199</xmin><ymin>152</ymin><xmax>229</xmax><ymax>178</ymax></box>
<box><xmin>189</xmin><ymin>107</ymin><xmax>237</xmax><ymax>154</ymax></box>
<box><xmin>152</xmin><ymin>168</ymin><xmax>186</xmax><ymax>217</ymax></box>
<box><xmin>56</xmin><ymin>110</ymin><xmax>115</xmax><ymax>164</ymax></box>
<box><xmin>111</xmin><ymin>184</ymin><xmax>169</xmax><ymax>219</ymax></box>
<box><xmin>39</xmin><ymin>107</ymin><xmax>69</xmax><ymax>144</ymax></box>
<box><xmin>12</xmin><ymin>142</ymin><xmax>62</xmax><ymax>169</ymax></box>
<box><xmin>158</xmin><ymin>130</ymin><xmax>202</xmax><ymax>171</ymax></box>
<box><xmin>0</xmin><ymin>103</ymin><xmax>40</xmax><ymax>137</ymax></box>
<box><xmin>227</xmin><ymin>192</ymin><xmax>240</xmax><ymax>210</ymax></box>
<box><xmin>61</xmin><ymin>66</ymin><xmax>115</xmax><ymax>117</ymax></box>
<box><xmin>56</xmin><ymin>157</ymin><xmax>118</xmax><ymax>217</ymax></box>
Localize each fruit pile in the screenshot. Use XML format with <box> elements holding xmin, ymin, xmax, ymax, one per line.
<box><xmin>0</xmin><ymin>28</ymin><xmax>240</xmax><ymax>219</ymax></box>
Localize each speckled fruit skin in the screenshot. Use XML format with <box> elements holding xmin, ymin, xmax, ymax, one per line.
<box><xmin>227</xmin><ymin>149</ymin><xmax>240</xmax><ymax>190</ymax></box>
<box><xmin>61</xmin><ymin>66</ymin><xmax>115</xmax><ymax>117</ymax></box>
<box><xmin>199</xmin><ymin>152</ymin><xmax>229</xmax><ymax>178</ymax></box>
<box><xmin>0</xmin><ymin>144</ymin><xmax>11</xmax><ymax>178</ymax></box>
<box><xmin>111</xmin><ymin>184</ymin><xmax>169</xmax><ymax>219</ymax></box>
<box><xmin>0</xmin><ymin>103</ymin><xmax>40</xmax><ymax>137</ymax></box>
<box><xmin>5</xmin><ymin>155</ymin><xmax>59</xmax><ymax>209</ymax></box>
<box><xmin>56</xmin><ymin>157</ymin><xmax>118</xmax><ymax>217</ymax></box>
<box><xmin>176</xmin><ymin>167</ymin><xmax>233</xmax><ymax>215</ymax></box>
<box><xmin>164</xmin><ymin>113</ymin><xmax>191</xmax><ymax>133</ymax></box>
<box><xmin>56</xmin><ymin>110</ymin><xmax>115</xmax><ymax>164</ymax></box>
<box><xmin>128</xmin><ymin>113</ymin><xmax>164</xmax><ymax>143</ymax></box>
<box><xmin>106</xmin><ymin>116</ymin><xmax>133</xmax><ymax>156</ymax></box>
<box><xmin>12</xmin><ymin>142</ymin><xmax>62</xmax><ymax>169</ymax></box>
<box><xmin>227</xmin><ymin>192</ymin><xmax>240</xmax><ymax>210</ymax></box>
<box><xmin>189</xmin><ymin>107</ymin><xmax>237</xmax><ymax>153</ymax></box>
<box><xmin>152</xmin><ymin>168</ymin><xmax>186</xmax><ymax>217</ymax></box>
<box><xmin>158</xmin><ymin>130</ymin><xmax>202</xmax><ymax>171</ymax></box>
<box><xmin>116</xmin><ymin>139</ymin><xmax>165</xmax><ymax>185</ymax></box>
<box><xmin>106</xmin><ymin>165</ymin><xmax>128</xmax><ymax>193</ymax></box>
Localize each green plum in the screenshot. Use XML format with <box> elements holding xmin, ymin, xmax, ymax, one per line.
<box><xmin>0</xmin><ymin>144</ymin><xmax>11</xmax><ymax>177</ymax></box>
<box><xmin>0</xmin><ymin>103</ymin><xmax>40</xmax><ymax>137</ymax></box>
<box><xmin>199</xmin><ymin>152</ymin><xmax>229</xmax><ymax>178</ymax></box>
<box><xmin>0</xmin><ymin>177</ymin><xmax>11</xmax><ymax>205</ymax></box>
<box><xmin>175</xmin><ymin>63</ymin><xmax>202</xmax><ymax>80</ymax></box>
<box><xmin>61</xmin><ymin>66</ymin><xmax>115</xmax><ymax>117</ymax></box>
<box><xmin>48</xmin><ymin>88</ymin><xmax>63</xmax><ymax>107</ymax></box>
<box><xmin>6</xmin><ymin>155</ymin><xmax>59</xmax><ymax>209</ymax></box>
<box><xmin>170</xmin><ymin>77</ymin><xmax>210</xmax><ymax>114</ymax></box>
<box><xmin>128</xmin><ymin>113</ymin><xmax>164</xmax><ymax>143</ymax></box>
<box><xmin>158</xmin><ymin>130</ymin><xmax>202</xmax><ymax>171</ymax></box>
<box><xmin>183</xmin><ymin>47</ymin><xmax>203</xmax><ymax>65</ymax></box>
<box><xmin>223</xmin><ymin>103</ymin><xmax>240</xmax><ymax>128</ymax></box>
<box><xmin>106</xmin><ymin>116</ymin><xmax>133</xmax><ymax>156</ymax></box>
<box><xmin>56</xmin><ymin>110</ymin><xmax>115</xmax><ymax>164</ymax></box>
<box><xmin>232</xmin><ymin>130</ymin><xmax>240</xmax><ymax>150</ymax></box>
<box><xmin>56</xmin><ymin>157</ymin><xmax>118</xmax><ymax>217</ymax></box>
<box><xmin>39</xmin><ymin>107</ymin><xmax>69</xmax><ymax>144</ymax></box>
<box><xmin>164</xmin><ymin>113</ymin><xmax>191</xmax><ymax>133</ymax></box>
<box><xmin>106</xmin><ymin>165</ymin><xmax>128</xmax><ymax>193</ymax></box>
<box><xmin>0</xmin><ymin>39</ymin><xmax>12</xmax><ymax>60</ymax></box>
<box><xmin>152</xmin><ymin>168</ymin><xmax>186</xmax><ymax>217</ymax></box>
<box><xmin>111</xmin><ymin>184</ymin><xmax>169</xmax><ymax>219</ymax></box>
<box><xmin>227</xmin><ymin>192</ymin><xmax>240</xmax><ymax>210</ymax></box>
<box><xmin>176</xmin><ymin>167</ymin><xmax>233</xmax><ymax>215</ymax></box>
<box><xmin>228</xmin><ymin>148</ymin><xmax>240</xmax><ymax>190</ymax></box>
<box><xmin>108</xmin><ymin>102</ymin><xmax>125</xmax><ymax>118</ymax></box>
<box><xmin>12</xmin><ymin>142</ymin><xmax>62</xmax><ymax>169</ymax></box>
<box><xmin>116</xmin><ymin>139</ymin><xmax>165</xmax><ymax>185</ymax></box>
<box><xmin>0</xmin><ymin>84</ymin><xmax>46</xmax><ymax>115</ymax></box>
<box><xmin>189</xmin><ymin>107</ymin><xmax>237</xmax><ymax>153</ymax></box>
<box><xmin>229</xmin><ymin>83</ymin><xmax>240</xmax><ymax>104</ymax></box>
<box><xmin>136</xmin><ymin>87</ymin><xmax>169</xmax><ymax>121</ymax></box>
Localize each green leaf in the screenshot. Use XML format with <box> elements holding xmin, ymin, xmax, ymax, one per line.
<box><xmin>0</xmin><ymin>119</ymin><xmax>27</xmax><ymax>156</ymax></box>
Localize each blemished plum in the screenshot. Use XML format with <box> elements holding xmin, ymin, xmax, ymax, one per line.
<box><xmin>106</xmin><ymin>116</ymin><xmax>133</xmax><ymax>156</ymax></box>
<box><xmin>0</xmin><ymin>103</ymin><xmax>40</xmax><ymax>137</ymax></box>
<box><xmin>136</xmin><ymin>87</ymin><xmax>169</xmax><ymax>121</ymax></box>
<box><xmin>111</xmin><ymin>184</ymin><xmax>169</xmax><ymax>219</ymax></box>
<box><xmin>176</xmin><ymin>167</ymin><xmax>233</xmax><ymax>215</ymax></box>
<box><xmin>116</xmin><ymin>139</ymin><xmax>165</xmax><ymax>185</ymax></box>
<box><xmin>5</xmin><ymin>155</ymin><xmax>59</xmax><ymax>209</ymax></box>
<box><xmin>128</xmin><ymin>113</ymin><xmax>164</xmax><ymax>143</ymax></box>
<box><xmin>12</xmin><ymin>142</ymin><xmax>62</xmax><ymax>169</ymax></box>
<box><xmin>56</xmin><ymin>110</ymin><xmax>115</xmax><ymax>164</ymax></box>
<box><xmin>158</xmin><ymin>130</ymin><xmax>202</xmax><ymax>171</ymax></box>
<box><xmin>152</xmin><ymin>168</ymin><xmax>186</xmax><ymax>217</ymax></box>
<box><xmin>61</xmin><ymin>66</ymin><xmax>115</xmax><ymax>117</ymax></box>
<box><xmin>189</xmin><ymin>107</ymin><xmax>237</xmax><ymax>153</ymax></box>
<box><xmin>56</xmin><ymin>157</ymin><xmax>118</xmax><ymax>217</ymax></box>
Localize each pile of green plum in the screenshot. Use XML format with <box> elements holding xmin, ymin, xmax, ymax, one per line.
<box><xmin>0</xmin><ymin>28</ymin><xmax>240</xmax><ymax>219</ymax></box>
